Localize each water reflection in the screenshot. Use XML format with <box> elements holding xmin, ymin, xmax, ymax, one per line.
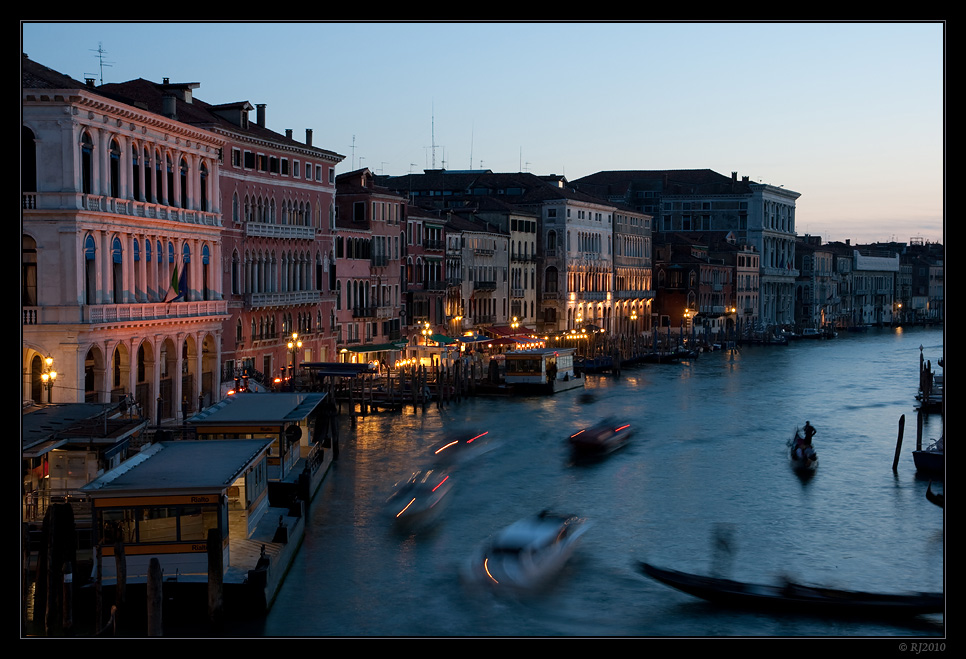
<box><xmin>257</xmin><ymin>327</ymin><xmax>943</xmax><ymax>638</ymax></box>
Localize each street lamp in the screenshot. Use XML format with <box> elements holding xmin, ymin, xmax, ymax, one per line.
<box><xmin>287</xmin><ymin>332</ymin><xmax>302</xmax><ymax>375</ymax></box>
<box><xmin>40</xmin><ymin>355</ymin><xmax>57</xmax><ymax>403</ymax></box>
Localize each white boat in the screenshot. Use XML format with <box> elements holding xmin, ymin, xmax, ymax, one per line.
<box><xmin>384</xmin><ymin>467</ymin><xmax>454</xmax><ymax>532</ymax></box>
<box><xmin>464</xmin><ymin>510</ymin><xmax>590</xmax><ymax>590</ymax></box>
<box><xmin>800</xmin><ymin>328</ymin><xmax>822</xmax><ymax>339</ymax></box>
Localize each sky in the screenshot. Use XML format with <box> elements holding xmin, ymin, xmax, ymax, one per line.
<box><xmin>21</xmin><ymin>21</ymin><xmax>944</xmax><ymax>245</ymax></box>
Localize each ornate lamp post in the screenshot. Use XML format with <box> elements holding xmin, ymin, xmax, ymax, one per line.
<box><xmin>40</xmin><ymin>355</ymin><xmax>57</xmax><ymax>403</ymax></box>
<box><xmin>287</xmin><ymin>332</ymin><xmax>302</xmax><ymax>377</ymax></box>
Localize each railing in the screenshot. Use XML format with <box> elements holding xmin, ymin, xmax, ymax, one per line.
<box><xmin>246</xmin><ymin>221</ymin><xmax>316</xmax><ymax>240</ymax></box>
<box><xmin>87</xmin><ymin>299</ymin><xmax>228</xmax><ymax>323</ymax></box>
<box><xmin>473</xmin><ymin>281</ymin><xmax>497</xmax><ymax>291</ymax></box>
<box><xmin>249</xmin><ymin>290</ymin><xmax>321</xmax><ymax>308</ymax></box>
<box><xmin>24</xmin><ymin>191</ymin><xmax>222</xmax><ymax>227</ymax></box>
<box><xmin>23</xmin><ymin>490</ymin><xmax>93</xmax><ymax>525</ymax></box>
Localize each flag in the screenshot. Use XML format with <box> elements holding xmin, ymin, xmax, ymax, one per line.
<box><xmin>164</xmin><ymin>260</ymin><xmax>187</xmax><ymax>303</ymax></box>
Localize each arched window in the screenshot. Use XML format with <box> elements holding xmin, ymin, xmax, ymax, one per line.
<box><xmin>545</xmin><ymin>266</ymin><xmax>559</xmax><ymax>293</ymax></box>
<box><xmin>84</xmin><ymin>234</ymin><xmax>97</xmax><ymax>304</ymax></box>
<box><xmin>131</xmin><ymin>145</ymin><xmax>141</xmax><ymax>200</ymax></box>
<box><xmin>110</xmin><ymin>139</ymin><xmax>121</xmax><ymax>198</ymax></box>
<box><xmin>81</xmin><ymin>132</ymin><xmax>94</xmax><ymax>195</ymax></box>
<box><xmin>112</xmin><ymin>236</ymin><xmax>123</xmax><ymax>303</ymax></box>
<box><xmin>199</xmin><ymin>162</ymin><xmax>209</xmax><ymax>211</ymax></box>
<box><xmin>182</xmin><ymin>243</ymin><xmax>192</xmax><ymax>301</ymax></box>
<box><xmin>143</xmin><ymin>146</ymin><xmax>153</xmax><ymax>201</ymax></box>
<box><xmin>133</xmin><ymin>238</ymin><xmax>141</xmax><ymax>302</ymax></box>
<box><xmin>201</xmin><ymin>244</ymin><xmax>210</xmax><ymax>301</ymax></box>
<box><xmin>22</xmin><ymin>126</ymin><xmax>37</xmax><ymax>193</ymax></box>
<box><xmin>179</xmin><ymin>157</ymin><xmax>189</xmax><ymax>209</ymax></box>
<box><xmin>22</xmin><ymin>235</ymin><xmax>37</xmax><ymax>306</ymax></box>
<box><xmin>231</xmin><ymin>250</ymin><xmax>240</xmax><ymax>295</ymax></box>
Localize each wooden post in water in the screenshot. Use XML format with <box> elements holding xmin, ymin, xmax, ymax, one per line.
<box><xmin>917</xmin><ymin>408</ymin><xmax>923</xmax><ymax>451</ymax></box>
<box><xmin>207</xmin><ymin>527</ymin><xmax>224</xmax><ymax>630</ymax></box>
<box><xmin>892</xmin><ymin>414</ymin><xmax>906</xmax><ymax>472</ymax></box>
<box><xmin>94</xmin><ymin>544</ymin><xmax>102</xmax><ymax>633</ymax></box>
<box><xmin>146</xmin><ymin>557</ymin><xmax>162</xmax><ymax>637</ymax></box>
<box><xmin>114</xmin><ymin>539</ymin><xmax>126</xmax><ymax>631</ymax></box>
<box><xmin>61</xmin><ymin>561</ymin><xmax>72</xmax><ymax>635</ymax></box>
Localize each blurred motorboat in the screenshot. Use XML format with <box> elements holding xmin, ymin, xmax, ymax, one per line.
<box><xmin>464</xmin><ymin>510</ymin><xmax>590</xmax><ymax>590</ymax></box>
<box><xmin>569</xmin><ymin>418</ymin><xmax>633</xmax><ymax>458</ymax></box>
<box><xmin>430</xmin><ymin>430</ymin><xmax>495</xmax><ymax>466</ymax></box>
<box><xmin>384</xmin><ymin>466</ymin><xmax>454</xmax><ymax>532</ymax></box>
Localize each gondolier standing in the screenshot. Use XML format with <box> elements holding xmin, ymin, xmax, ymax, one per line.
<box><xmin>803</xmin><ymin>421</ymin><xmax>816</xmax><ymax>446</ymax></box>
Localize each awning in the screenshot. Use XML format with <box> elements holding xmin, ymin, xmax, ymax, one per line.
<box><xmin>429</xmin><ymin>333</ymin><xmax>458</xmax><ymax>345</ymax></box>
<box><xmin>459</xmin><ymin>334</ymin><xmax>491</xmax><ymax>344</ymax></box>
<box><xmin>342</xmin><ymin>341</ymin><xmax>408</xmax><ymax>354</ymax></box>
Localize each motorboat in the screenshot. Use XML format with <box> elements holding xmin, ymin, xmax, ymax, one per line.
<box><xmin>464</xmin><ymin>510</ymin><xmax>590</xmax><ymax>590</ymax></box>
<box><xmin>638</xmin><ymin>562</ymin><xmax>943</xmax><ymax>617</ymax></box>
<box><xmin>800</xmin><ymin>328</ymin><xmax>822</xmax><ymax>339</ymax></box>
<box><xmin>429</xmin><ymin>431</ymin><xmax>495</xmax><ymax>466</ymax></box>
<box><xmin>384</xmin><ymin>466</ymin><xmax>454</xmax><ymax>532</ymax></box>
<box><xmin>569</xmin><ymin>418</ymin><xmax>633</xmax><ymax>458</ymax></box>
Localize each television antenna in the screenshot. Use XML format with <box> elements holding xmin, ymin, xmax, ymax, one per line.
<box><xmin>85</xmin><ymin>42</ymin><xmax>113</xmax><ymax>85</ymax></box>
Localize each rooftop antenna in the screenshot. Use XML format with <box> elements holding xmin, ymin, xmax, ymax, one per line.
<box><xmin>86</xmin><ymin>41</ymin><xmax>113</xmax><ymax>85</ymax></box>
<box><xmin>426</xmin><ymin>102</ymin><xmax>439</xmax><ymax>169</ymax></box>
<box><xmin>350</xmin><ymin>135</ymin><xmax>356</xmax><ymax>170</ymax></box>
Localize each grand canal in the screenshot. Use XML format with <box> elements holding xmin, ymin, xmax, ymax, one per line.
<box><xmin>245</xmin><ymin>326</ymin><xmax>943</xmax><ymax>638</ymax></box>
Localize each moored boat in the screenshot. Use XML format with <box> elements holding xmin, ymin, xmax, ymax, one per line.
<box><xmin>463</xmin><ymin>510</ymin><xmax>590</xmax><ymax>590</ymax></box>
<box><xmin>913</xmin><ymin>436</ymin><xmax>943</xmax><ymax>477</ymax></box>
<box><xmin>638</xmin><ymin>562</ymin><xmax>943</xmax><ymax>617</ymax></box>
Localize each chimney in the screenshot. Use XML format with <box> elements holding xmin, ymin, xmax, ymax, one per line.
<box><xmin>732</xmin><ymin>171</ymin><xmax>737</xmax><ymax>182</ymax></box>
<box><xmin>285</xmin><ymin>129</ymin><xmax>293</xmax><ymax>139</ymax></box>
<box><xmin>85</xmin><ymin>78</ymin><xmax>96</xmax><ymax>88</ymax></box>
<box><xmin>305</xmin><ymin>129</ymin><xmax>313</xmax><ymax>146</ymax></box>
<box><xmin>256</xmin><ymin>104</ymin><xmax>266</xmax><ymax>127</ymax></box>
<box><xmin>162</xmin><ymin>94</ymin><xmax>177</xmax><ymax>119</ymax></box>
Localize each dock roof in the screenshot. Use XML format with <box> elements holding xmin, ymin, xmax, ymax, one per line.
<box><xmin>82</xmin><ymin>439</ymin><xmax>273</xmax><ymax>496</ymax></box>
<box><xmin>186</xmin><ymin>392</ymin><xmax>327</xmax><ymax>428</ymax></box>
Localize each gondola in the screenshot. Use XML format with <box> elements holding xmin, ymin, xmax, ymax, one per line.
<box><xmin>638</xmin><ymin>562</ymin><xmax>943</xmax><ymax>617</ymax></box>
<box><xmin>926</xmin><ymin>481</ymin><xmax>944</xmax><ymax>508</ymax></box>
<box><xmin>789</xmin><ymin>430</ymin><xmax>818</xmax><ymax>474</ymax></box>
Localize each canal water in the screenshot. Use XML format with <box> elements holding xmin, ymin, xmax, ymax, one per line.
<box><xmin>249</xmin><ymin>326</ymin><xmax>944</xmax><ymax>638</ymax></box>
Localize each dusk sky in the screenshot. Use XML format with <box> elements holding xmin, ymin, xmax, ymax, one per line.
<box><xmin>21</xmin><ymin>21</ymin><xmax>944</xmax><ymax>245</ymax></box>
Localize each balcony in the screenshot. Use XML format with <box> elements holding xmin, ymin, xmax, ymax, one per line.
<box><xmin>249</xmin><ymin>290</ymin><xmax>321</xmax><ymax>308</ymax></box>
<box><xmin>473</xmin><ymin>280</ymin><xmax>497</xmax><ymax>291</ymax></box>
<box><xmin>23</xmin><ymin>192</ymin><xmax>221</xmax><ymax>229</ymax></box>
<box><xmin>245</xmin><ymin>221</ymin><xmax>316</xmax><ymax>240</ymax></box>
<box><xmin>85</xmin><ymin>299</ymin><xmax>229</xmax><ymax>324</ymax></box>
